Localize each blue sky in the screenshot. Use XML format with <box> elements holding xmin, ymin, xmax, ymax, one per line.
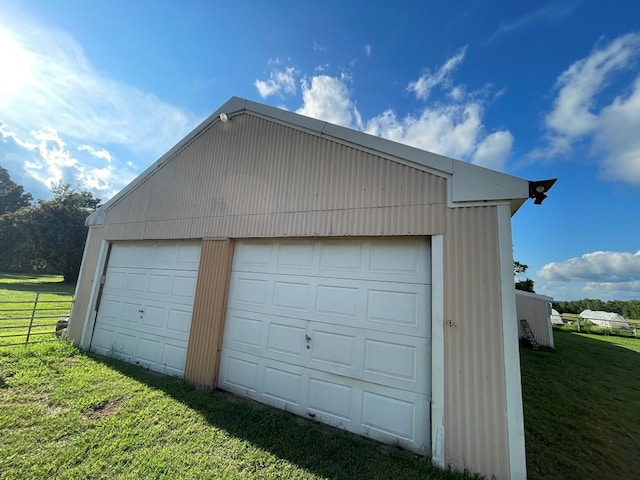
<box><xmin>0</xmin><ymin>0</ymin><xmax>639</xmax><ymax>301</ymax></box>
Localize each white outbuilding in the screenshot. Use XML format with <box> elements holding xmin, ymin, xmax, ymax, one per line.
<box><xmin>578</xmin><ymin>310</ymin><xmax>629</xmax><ymax>329</ymax></box>
<box><xmin>550</xmin><ymin>309</ymin><xmax>564</xmax><ymax>325</ymax></box>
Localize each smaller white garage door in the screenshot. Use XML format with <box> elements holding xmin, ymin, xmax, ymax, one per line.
<box><xmin>90</xmin><ymin>240</ymin><xmax>201</xmax><ymax>376</ymax></box>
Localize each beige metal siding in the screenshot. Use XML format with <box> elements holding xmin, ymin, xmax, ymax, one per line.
<box><xmin>516</xmin><ymin>292</ymin><xmax>553</xmax><ymax>348</ymax></box>
<box><xmin>68</xmin><ymin>226</ymin><xmax>105</xmax><ymax>344</ymax></box>
<box><xmin>444</xmin><ymin>206</ymin><xmax>509</xmax><ymax>480</ymax></box>
<box><xmin>102</xmin><ymin>114</ymin><xmax>446</xmax><ymax>240</ymax></box>
<box><xmin>184</xmin><ymin>238</ymin><xmax>234</xmax><ymax>389</ymax></box>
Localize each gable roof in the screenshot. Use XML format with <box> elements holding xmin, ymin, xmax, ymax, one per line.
<box><xmin>87</xmin><ymin>96</ymin><xmax>531</xmax><ymax>226</ymax></box>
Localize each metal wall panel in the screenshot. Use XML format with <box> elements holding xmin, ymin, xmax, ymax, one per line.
<box><xmin>183</xmin><ymin>238</ymin><xmax>234</xmax><ymax>389</ymax></box>
<box><xmin>516</xmin><ymin>292</ymin><xmax>554</xmax><ymax>348</ymax></box>
<box><xmin>102</xmin><ymin>114</ymin><xmax>446</xmax><ymax>240</ymax></box>
<box><xmin>68</xmin><ymin>226</ymin><xmax>105</xmax><ymax>343</ymax></box>
<box><xmin>443</xmin><ymin>206</ymin><xmax>509</xmax><ymax>480</ymax></box>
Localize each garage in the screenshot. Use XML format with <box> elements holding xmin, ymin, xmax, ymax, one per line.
<box><xmin>90</xmin><ymin>240</ymin><xmax>201</xmax><ymax>376</ymax></box>
<box><xmin>218</xmin><ymin>237</ymin><xmax>431</xmax><ymax>453</ymax></box>
<box><xmin>69</xmin><ymin>97</ymin><xmax>538</xmax><ymax>478</ymax></box>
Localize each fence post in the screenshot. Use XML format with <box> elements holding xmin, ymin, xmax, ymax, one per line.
<box><xmin>576</xmin><ymin>317</ymin><xmax>581</xmax><ymax>333</ymax></box>
<box><xmin>25</xmin><ymin>292</ymin><xmax>39</xmax><ymax>346</ymax></box>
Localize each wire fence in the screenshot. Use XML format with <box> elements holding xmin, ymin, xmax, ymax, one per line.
<box><xmin>0</xmin><ymin>293</ymin><xmax>73</xmax><ymax>346</ymax></box>
<box><xmin>554</xmin><ymin>313</ymin><xmax>640</xmax><ymax>338</ymax></box>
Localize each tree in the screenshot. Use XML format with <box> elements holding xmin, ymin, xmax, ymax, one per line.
<box><xmin>514</xmin><ymin>260</ymin><xmax>535</xmax><ymax>293</ymax></box>
<box><xmin>28</xmin><ymin>184</ymin><xmax>101</xmax><ymax>282</ymax></box>
<box><xmin>0</xmin><ymin>183</ymin><xmax>100</xmax><ymax>282</ymax></box>
<box><xmin>0</xmin><ymin>165</ymin><xmax>32</xmax><ymax>215</ymax></box>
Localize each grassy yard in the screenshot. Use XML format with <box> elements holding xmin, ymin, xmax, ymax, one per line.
<box><xmin>0</xmin><ymin>274</ymin><xmax>74</xmax><ymax>346</ymax></box>
<box><xmin>2</xmin><ymin>275</ymin><xmax>639</xmax><ymax>479</ymax></box>
<box><xmin>521</xmin><ymin>330</ymin><xmax>640</xmax><ymax>479</ymax></box>
<box><xmin>0</xmin><ymin>341</ymin><xmax>472</xmax><ymax>480</ymax></box>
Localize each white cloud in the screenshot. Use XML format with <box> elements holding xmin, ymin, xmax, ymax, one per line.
<box><xmin>538</xmin><ymin>33</ymin><xmax>640</xmax><ymax>185</ymax></box>
<box><xmin>546</xmin><ymin>33</ymin><xmax>640</xmax><ymax>142</ymax></box>
<box><xmin>0</xmin><ymin>16</ymin><xmax>198</xmax><ymax>199</ymax></box>
<box><xmin>292</xmin><ymin>49</ymin><xmax>513</xmax><ymax>169</ymax></box>
<box><xmin>255</xmin><ymin>65</ymin><xmax>298</xmax><ymax>98</ymax></box>
<box><xmin>296</xmin><ymin>75</ymin><xmax>362</xmax><ymax>128</ymax></box>
<box><xmin>78</xmin><ymin>144</ymin><xmax>112</xmax><ymax>163</ymax></box>
<box><xmin>2</xmin><ymin>123</ymin><xmax>132</xmax><ymax>198</ymax></box>
<box><xmin>592</xmin><ymin>76</ymin><xmax>640</xmax><ymax>183</ymax></box>
<box><xmin>366</xmin><ymin>103</ymin><xmax>482</xmax><ymax>159</ymax></box>
<box><xmin>0</xmin><ymin>22</ymin><xmax>196</xmax><ymax>157</ymax></box>
<box><xmin>539</xmin><ymin>250</ymin><xmax>640</xmax><ymax>282</ymax></box>
<box><xmin>472</xmin><ymin>130</ymin><xmax>514</xmax><ymax>170</ymax></box>
<box><xmin>407</xmin><ymin>47</ymin><xmax>467</xmax><ymax>101</ymax></box>
<box><xmin>487</xmin><ymin>2</ymin><xmax>579</xmax><ymax>44</ymax></box>
<box><xmin>313</xmin><ymin>41</ymin><xmax>327</xmax><ymax>52</ymax></box>
<box><xmin>363</xmin><ymin>44</ymin><xmax>372</xmax><ymax>57</ymax></box>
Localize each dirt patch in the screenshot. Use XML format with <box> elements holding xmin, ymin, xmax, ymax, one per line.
<box><xmin>83</xmin><ymin>398</ymin><xmax>124</xmax><ymax>421</ymax></box>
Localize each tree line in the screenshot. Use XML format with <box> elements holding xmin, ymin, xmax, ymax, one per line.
<box><xmin>553</xmin><ymin>299</ymin><xmax>640</xmax><ymax>320</ymax></box>
<box><xmin>0</xmin><ymin>166</ymin><xmax>100</xmax><ymax>283</ymax></box>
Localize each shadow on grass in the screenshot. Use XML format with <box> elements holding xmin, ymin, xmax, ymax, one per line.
<box><xmin>0</xmin><ymin>274</ymin><xmax>74</xmax><ymax>295</ymax></box>
<box><xmin>520</xmin><ymin>330</ymin><xmax>640</xmax><ymax>480</ymax></box>
<box><xmin>90</xmin><ymin>353</ymin><xmax>471</xmax><ymax>480</ymax></box>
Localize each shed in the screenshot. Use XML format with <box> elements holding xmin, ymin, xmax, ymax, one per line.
<box><xmin>67</xmin><ymin>96</ymin><xmax>540</xmax><ymax>480</ymax></box>
<box><xmin>550</xmin><ymin>308</ymin><xmax>564</xmax><ymax>325</ymax></box>
<box><xmin>579</xmin><ymin>310</ymin><xmax>629</xmax><ymax>329</ymax></box>
<box><xmin>515</xmin><ymin>291</ymin><xmax>555</xmax><ymax>348</ymax></box>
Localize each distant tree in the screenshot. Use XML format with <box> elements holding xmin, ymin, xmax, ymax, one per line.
<box><xmin>0</xmin><ymin>165</ymin><xmax>32</xmax><ymax>215</ymax></box>
<box><xmin>514</xmin><ymin>261</ymin><xmax>528</xmax><ymax>276</ymax></box>
<box><xmin>28</xmin><ymin>184</ymin><xmax>101</xmax><ymax>282</ymax></box>
<box><xmin>0</xmin><ymin>183</ymin><xmax>100</xmax><ymax>282</ymax></box>
<box><xmin>514</xmin><ymin>260</ymin><xmax>535</xmax><ymax>293</ymax></box>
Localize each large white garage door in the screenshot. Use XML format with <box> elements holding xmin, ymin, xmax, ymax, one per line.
<box><xmin>90</xmin><ymin>240</ymin><xmax>201</xmax><ymax>377</ymax></box>
<box><xmin>219</xmin><ymin>238</ymin><xmax>431</xmax><ymax>454</ymax></box>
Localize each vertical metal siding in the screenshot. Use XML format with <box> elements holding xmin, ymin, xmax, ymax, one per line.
<box><xmin>184</xmin><ymin>238</ymin><xmax>234</xmax><ymax>389</ymax></box>
<box><xmin>516</xmin><ymin>293</ymin><xmax>553</xmax><ymax>347</ymax></box>
<box><xmin>444</xmin><ymin>206</ymin><xmax>509</xmax><ymax>479</ymax></box>
<box><xmin>68</xmin><ymin>226</ymin><xmax>105</xmax><ymax>343</ymax></box>
<box><xmin>102</xmin><ymin>114</ymin><xmax>446</xmax><ymax>240</ymax></box>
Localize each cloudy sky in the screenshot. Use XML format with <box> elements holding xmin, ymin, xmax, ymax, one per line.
<box><xmin>0</xmin><ymin>0</ymin><xmax>639</xmax><ymax>301</ymax></box>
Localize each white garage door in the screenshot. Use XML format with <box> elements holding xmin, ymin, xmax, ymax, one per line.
<box><xmin>219</xmin><ymin>238</ymin><xmax>431</xmax><ymax>454</ymax></box>
<box><xmin>90</xmin><ymin>240</ymin><xmax>201</xmax><ymax>377</ymax></box>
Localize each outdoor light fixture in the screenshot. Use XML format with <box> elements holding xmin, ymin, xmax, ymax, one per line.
<box><xmin>219</xmin><ymin>113</ymin><xmax>229</xmax><ymax>122</ymax></box>
<box><xmin>528</xmin><ymin>178</ymin><xmax>557</xmax><ymax>205</ymax></box>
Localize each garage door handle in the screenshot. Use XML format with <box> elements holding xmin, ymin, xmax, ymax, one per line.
<box><xmin>305</xmin><ymin>334</ymin><xmax>311</xmax><ymax>349</ymax></box>
<box><xmin>138</xmin><ymin>309</ymin><xmax>144</xmax><ymax>313</ymax></box>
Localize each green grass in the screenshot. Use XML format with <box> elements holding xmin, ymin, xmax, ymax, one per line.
<box><xmin>0</xmin><ymin>274</ymin><xmax>74</xmax><ymax>346</ymax></box>
<box><xmin>0</xmin><ymin>341</ymin><xmax>474</xmax><ymax>480</ymax></box>
<box><xmin>521</xmin><ymin>330</ymin><xmax>640</xmax><ymax>479</ymax></box>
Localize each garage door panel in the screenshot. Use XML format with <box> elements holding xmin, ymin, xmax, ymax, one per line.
<box><xmin>161</xmin><ymin>343</ymin><xmax>188</xmax><ymax>376</ymax></box>
<box><xmin>90</xmin><ymin>240</ymin><xmax>201</xmax><ymax>377</ymax></box>
<box><xmin>228</xmin><ymin>273</ymin><xmax>430</xmax><ymax>337</ymax></box>
<box><xmin>272</xmin><ymin>281</ymin><xmax>310</xmax><ymax>311</ymax></box>
<box><xmin>266</xmin><ymin>322</ymin><xmax>306</xmax><ymax>359</ymax></box>
<box><xmin>307</xmin><ymin>376</ymin><xmax>354</xmax><ymax>423</ymax></box>
<box><xmin>363</xmin><ymin>334</ymin><xmax>430</xmax><ymax>391</ymax></box>
<box><xmin>231</xmin><ymin>238</ymin><xmax>430</xmax><ymax>284</ymax></box>
<box><xmin>263</xmin><ymin>365</ymin><xmax>304</xmax><ymax>407</ymax></box>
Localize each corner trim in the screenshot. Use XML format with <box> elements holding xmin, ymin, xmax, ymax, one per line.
<box><xmin>497</xmin><ymin>204</ymin><xmax>527</xmax><ymax>479</ymax></box>
<box><xmin>431</xmin><ymin>235</ymin><xmax>445</xmax><ymax>467</ymax></box>
<box><xmin>79</xmin><ymin>238</ymin><xmax>109</xmax><ymax>350</ymax></box>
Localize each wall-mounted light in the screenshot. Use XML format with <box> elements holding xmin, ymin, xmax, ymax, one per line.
<box><xmin>219</xmin><ymin>113</ymin><xmax>229</xmax><ymax>123</ymax></box>
<box><xmin>528</xmin><ymin>179</ymin><xmax>557</xmax><ymax>205</ymax></box>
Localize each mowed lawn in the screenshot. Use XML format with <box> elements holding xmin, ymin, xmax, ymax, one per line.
<box><xmin>521</xmin><ymin>330</ymin><xmax>640</xmax><ymax>479</ymax></box>
<box><xmin>0</xmin><ymin>275</ymin><xmax>470</xmax><ymax>480</ymax></box>
<box><xmin>1</xmin><ymin>275</ymin><xmax>639</xmax><ymax>479</ymax></box>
